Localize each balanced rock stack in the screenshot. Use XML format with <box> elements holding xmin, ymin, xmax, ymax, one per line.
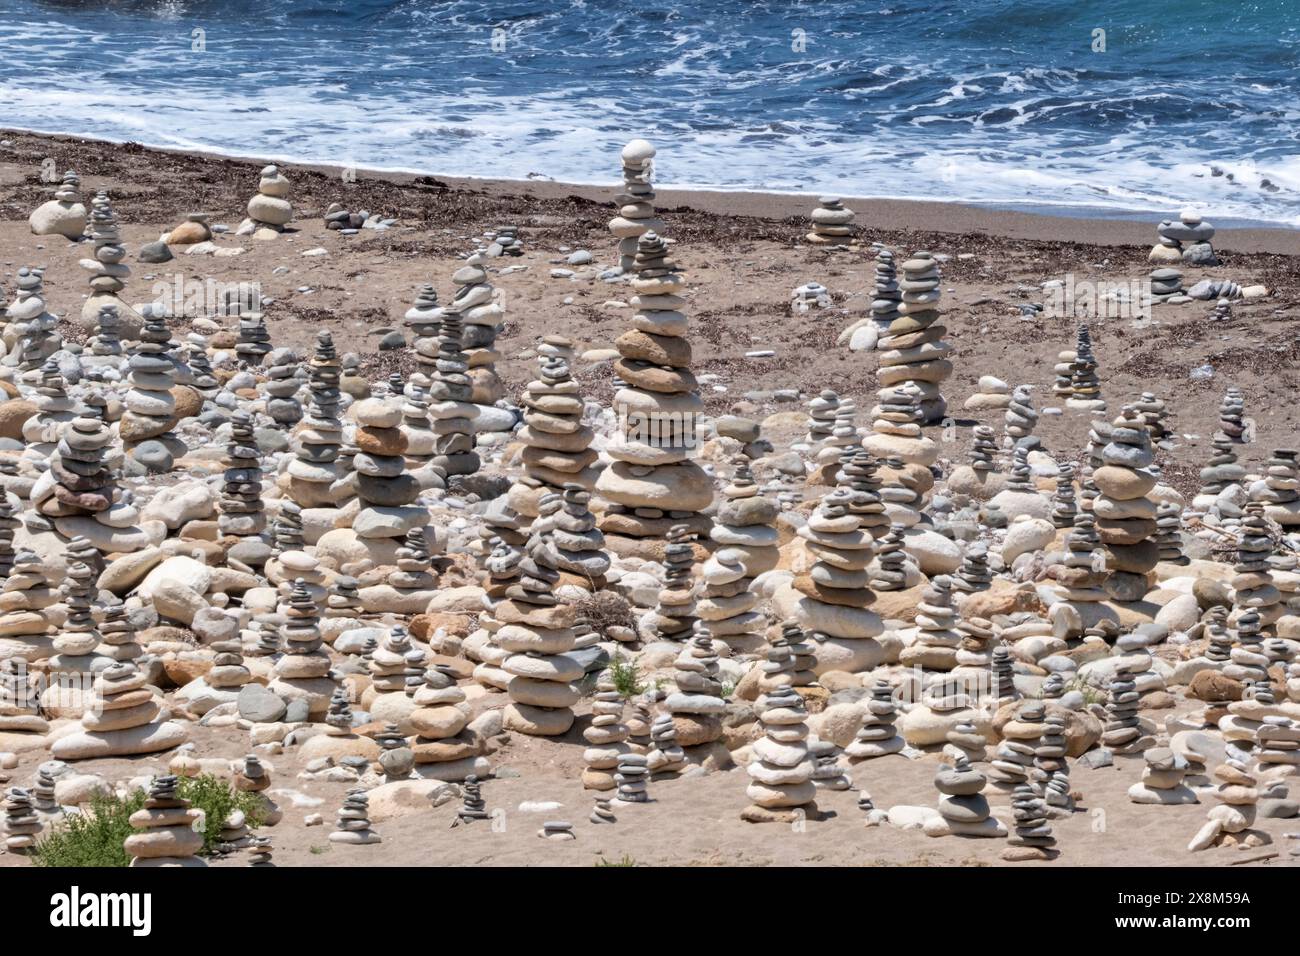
<box><xmin>757</xmin><ymin>621</ymin><xmax>818</xmax><ymax>692</ymax></box>
<box><xmin>40</xmin><ymin>416</ymin><xmax>116</xmax><ymax>534</ymax></box>
<box><xmin>1258</xmin><ymin>448</ymin><xmax>1300</xmax><ymax>527</ymax></box>
<box><xmin>81</xmin><ymin>191</ymin><xmax>137</xmax><ymax>331</ymax></box>
<box><xmin>900</xmin><ymin>575</ymin><xmax>963</xmax><ymax>670</ymax></box>
<box><xmin>398</xmin><ymin>379</ymin><xmax>435</xmax><ymax>472</ymax></box>
<box><xmin>1095</xmin><ymin>406</ymin><xmax>1159</xmax><ymax>602</ymax></box>
<box><xmin>218</xmin><ymin>412</ymin><xmax>269</xmax><ymax>567</ymax></box>
<box><xmin>1230</xmin><ymin>506</ymin><xmax>1280</xmax><ymax>631</ymax></box>
<box><xmin>785</xmin><ymin>487</ymin><xmax>883</xmax><ymax>675</ymax></box>
<box><xmin>702</xmin><ymin>459</ymin><xmax>777</xmax><ymax>653</ymax></box>
<box><xmin>596</xmin><ymin>228</ymin><xmax>713</xmax><ymax>555</ymax></box>
<box><xmin>1102</xmin><ymin>661</ymin><xmax>1150</xmax><ymax>754</ymax></box>
<box><xmin>607</xmin><ymin>139</ymin><xmax>661</xmax><ymax>272</ymax></box>
<box><xmin>845</xmin><ymin>678</ymin><xmax>904</xmax><ymax>760</ymax></box>
<box><xmin>533</xmin><ymin>485</ymin><xmax>609</xmax><ymax>586</ymax></box>
<box><xmin>963</xmin><ymin>375</ymin><xmax>1012</xmax><ymax>411</ymax></box>
<box><xmin>448</xmin><ymin>253</ymin><xmax>506</xmax><ymax>411</ymax></box>
<box><xmin>4</xmin><ymin>267</ymin><xmax>60</xmax><ymax>373</ymax></box>
<box><xmin>262</xmin><ymin>355</ymin><xmax>303</xmax><ymax>427</ymax></box>
<box><xmin>805</xmin><ymin>390</ymin><xmax>839</xmax><ymax>449</ymax></box>
<box><xmin>1052</xmin><ymin>462</ymin><xmax>1078</xmax><ymax>527</ymax></box>
<box><xmin>805</xmin><ymin>197</ymin><xmax>856</xmax><ymax>246</ymax></box>
<box><xmin>863</xmin><ymin>383</ymin><xmax>939</xmax><ymax>469</ymax></box>
<box><xmin>500</xmin><ymin>528</ymin><xmax>582</xmax><ymax>736</ymax></box>
<box><xmin>582</xmin><ymin>669</ymin><xmax>632</xmax><ymax>791</ymax></box>
<box><xmin>742</xmin><ymin>685</ymin><xmax>817</xmax><ymax>823</ymax></box>
<box><xmin>329</xmin><ymin>787</ymin><xmax>380</xmax><ymax>845</ymax></box>
<box><xmin>647</xmin><ymin>712</ymin><xmax>685</xmax><ymax>777</ymax></box>
<box><xmin>1189</xmin><ymin>759</ymin><xmax>1260</xmax><ymax>851</ymax></box>
<box><xmin>1150</xmin><ymin>209</ymin><xmax>1217</xmax><ymax>266</ymax></box>
<box><xmin>0</xmin><ymin>659</ymin><xmax>49</xmax><ymax>754</ymax></box>
<box><xmin>1066</xmin><ymin>325</ymin><xmax>1104</xmax><ymax>411</ymax></box>
<box><xmin>283</xmin><ymin>331</ymin><xmax>343</xmax><ymax>509</ymax></box>
<box><xmin>2</xmin><ymin>787</ymin><xmax>40</xmax><ymax>853</ymax></box>
<box><xmin>29</xmin><ymin>170</ymin><xmax>87</xmax><ymax>239</ymax></box>
<box><xmin>1128</xmin><ymin>746</ymin><xmax>1197</xmax><ymax>804</ymax></box>
<box><xmin>869</xmin><ymin>247</ymin><xmax>902</xmax><ymax>339</ymax></box>
<box><xmin>514</xmin><ymin>355</ymin><xmax>598</xmax><ymax>518</ymax></box>
<box><xmin>120</xmin><ymin>309</ymin><xmax>180</xmax><ymax>457</ymax></box>
<box><xmin>643</xmin><ymin>524</ymin><xmax>698</xmax><ymax>641</ymax></box>
<box><xmin>791</xmin><ymin>281</ymin><xmax>832</xmax><ymax>313</ymax></box>
<box><xmin>1218</xmin><ymin>387</ymin><xmax>1247</xmax><ymax>443</ymax></box>
<box><xmin>235</xmin><ymin>298</ymin><xmax>273</xmax><ymax>366</ymax></box>
<box><xmin>1194</xmin><ymin>435</ymin><xmax>1245</xmax><ymax>511</ymax></box>
<box><xmin>926</xmin><ymin>755</ymin><xmax>1006</xmax><ymax>838</ymax></box>
<box><xmin>1003</xmin><ymin>784</ymin><xmax>1058</xmax><ymax>860</ymax></box>
<box><xmin>665</xmin><ymin>629</ymin><xmax>727</xmax><ymax>750</ymax></box>
<box><xmin>241</xmin><ymin>164</ymin><xmax>293</xmax><ymax>238</ymax></box>
<box><xmin>426</xmin><ymin>313</ymin><xmax>479</xmax><ymax>479</ymax></box>
<box><xmin>349</xmin><ymin>397</ymin><xmax>427</xmax><ymax>553</ymax></box>
<box><xmin>403</xmin><ymin>284</ymin><xmax>442</xmax><ymax>384</ymax></box>
<box><xmin>266</xmin><ymin>579</ymin><xmax>335</xmax><ymax>720</ymax></box>
<box><xmin>1047</xmin><ymin>511</ymin><xmax>1111</xmax><ymax>639</ymax></box>
<box><xmin>85</xmin><ymin>304</ymin><xmax>126</xmax><ymax>367</ymax></box>
<box><xmin>51</xmin><ymin>661</ymin><xmax>187</xmax><ymax>760</ymax></box>
<box><xmin>410</xmin><ymin>665</ymin><xmax>487</xmax><ymax>780</ymax></box>
<box><xmin>124</xmin><ymin>776</ymin><xmax>205</xmax><ymax>867</ymax></box>
<box><xmin>877</xmin><ymin>251</ymin><xmax>951</xmax><ymax>423</ymax></box>
<box><xmin>1004</xmin><ymin>385</ymin><xmax>1039</xmax><ymax>450</ymax></box>
<box><xmin>469</xmin><ymin>537</ymin><xmax>523</xmax><ymax>691</ymax></box>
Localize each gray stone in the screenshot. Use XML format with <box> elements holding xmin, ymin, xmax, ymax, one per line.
<box><xmin>238</xmin><ymin>683</ymin><xmax>287</xmax><ymax>723</ymax></box>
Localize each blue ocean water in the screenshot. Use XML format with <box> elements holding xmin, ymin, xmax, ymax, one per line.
<box><xmin>1</xmin><ymin>0</ymin><xmax>1297</xmax><ymax>225</ymax></box>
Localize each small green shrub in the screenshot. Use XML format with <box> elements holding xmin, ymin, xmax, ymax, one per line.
<box><xmin>608</xmin><ymin>655</ymin><xmax>645</xmax><ymax>698</ymax></box>
<box><xmin>31</xmin><ymin>789</ymin><xmax>145</xmax><ymax>868</ymax></box>
<box><xmin>177</xmin><ymin>774</ymin><xmax>266</xmax><ymax>855</ymax></box>
<box><xmin>596</xmin><ymin>853</ymin><xmax>637</xmax><ymax>867</ymax></box>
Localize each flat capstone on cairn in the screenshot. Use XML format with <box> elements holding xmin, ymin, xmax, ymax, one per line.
<box><xmin>239</xmin><ymin>164</ymin><xmax>293</xmax><ymax>239</ymax></box>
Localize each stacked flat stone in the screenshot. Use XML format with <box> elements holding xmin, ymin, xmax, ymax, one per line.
<box><xmin>29</xmin><ymin>169</ymin><xmax>87</xmax><ymax>239</ymax></box>
<box><xmin>582</xmin><ymin>669</ymin><xmax>631</xmax><ymax>791</ymax></box>
<box><xmin>5</xmin><ymin>268</ymin><xmax>61</xmax><ymax>372</ymax></box>
<box><xmin>124</xmin><ymin>776</ymin><xmax>204</xmax><ymax>867</ymax></box>
<box><xmin>0</xmin><ymin>659</ymin><xmax>48</xmax><ymax>754</ymax></box>
<box><xmin>1003</xmin><ymin>784</ymin><xmax>1057</xmax><ymax>860</ymax></box>
<box><xmin>86</xmin><ymin>304</ymin><xmax>125</xmax><ymax>364</ymax></box>
<box><xmin>397</xmin><ymin>379</ymin><xmax>435</xmax><ymax>472</ymax></box>
<box><xmin>665</xmin><ymin>628</ymin><xmax>726</xmax><ymax>750</ymax></box>
<box><xmin>449</xmin><ymin>253</ymin><xmax>506</xmax><ymax>410</ymax></box>
<box><xmin>235</xmin><ymin>301</ymin><xmax>273</xmax><ymax>366</ymax></box>
<box><xmin>186</xmin><ymin>342</ymin><xmax>218</xmax><ymax>397</ymax></box>
<box><xmin>990</xmin><ymin>645</ymin><xmax>1019</xmax><ymax>703</ymax></box>
<box><xmin>876</xmin><ymin>251</ymin><xmax>951</xmax><ymax>423</ymax></box>
<box><xmin>954</xmin><ymin>542</ymin><xmax>992</xmax><ymax>592</ymax></box>
<box><xmin>1211</xmin><ymin>298</ymin><xmax>1233</xmax><ymax>322</ymax></box>
<box><xmin>1005</xmin><ymin>445</ymin><xmax>1034</xmax><ymax>493</ymax></box>
<box><xmin>742</xmin><ymin>685</ymin><xmax>816</xmax><ymax>822</ymax></box>
<box><xmin>929</xmin><ymin>755</ymin><xmax>1004</xmax><ymax>838</ymax></box>
<box><xmin>1188</xmin><ymin>759</ymin><xmax>1259</xmax><ymax>851</ymax></box>
<box><xmin>500</xmin><ymin>526</ymin><xmax>581</xmax><ymax>736</ymax></box>
<box><xmin>900</xmin><ymin>575</ymin><xmax>962</xmax><ymax>671</ymax></box>
<box><xmin>422</xmin><ymin>312</ymin><xmax>477</xmax><ymax>478</ymax></box>
<box><xmin>32</xmin><ymin>767</ymin><xmax>58</xmax><ymax>813</ymax></box>
<box><xmin>702</xmin><ymin>459</ymin><xmax>777</xmax><ymax>653</ymax></box>
<box><xmin>1226</xmin><ymin>611</ymin><xmax>1268</xmax><ymax>685</ymax></box>
<box><xmin>410</xmin><ymin>665</ymin><xmax>484</xmax><ymax>780</ymax></box>
<box><xmin>964</xmin><ymin>375</ymin><xmax>1011</xmax><ymax>412</ymax></box>
<box><xmin>80</xmin><ymin>191</ymin><xmax>133</xmax><ymax>328</ymax></box>
<box><xmin>263</xmin><ymin>356</ymin><xmax>303</xmax><ymax>427</ymax></box>
<box><xmin>349</xmin><ymin>397</ymin><xmax>426</xmax><ymax>546</ymax></box>
<box><xmin>272</xmin><ymin>502</ymin><xmax>304</xmax><ymax>555</ymax></box>
<box><xmin>51</xmin><ymin>661</ymin><xmax>187</xmax><ymax>760</ymax></box>
<box><xmin>791</xmin><ymin>281</ymin><xmax>831</xmax><ymax>313</ymax></box>
<box><xmin>647</xmin><ymin>712</ymin><xmax>685</xmax><ymax>776</ymax></box>
<box><xmin>47</xmin><ymin>562</ymin><xmax>101</xmax><ymax>678</ymax></box>
<box><xmin>0</xmin><ymin>551</ymin><xmax>56</xmax><ymax>662</ymax></box>
<box><xmin>970</xmin><ymin>426</ymin><xmax>997</xmax><ymax>473</ymax></box>
<box><xmin>267</xmin><ymin>579</ymin><xmax>334</xmax><ymax>720</ymax></box>
<box><xmin>805</xmin><ymin>390</ymin><xmax>839</xmax><ymax>448</ymax></box>
<box><xmin>43</xmin><ymin>416</ymin><xmax>114</xmax><ymax>531</ymax></box>
<box><xmin>217</xmin><ymin>412</ymin><xmax>267</xmax><ymax>561</ymax></box>
<box><xmin>535</xmin><ymin>485</ymin><xmax>609</xmax><ymax>585</ymax></box>
<box><xmin>1102</xmin><ymin>661</ymin><xmax>1148</xmax><ymax>754</ymax></box>
<box><xmin>1066</xmin><ymin>325</ymin><xmax>1104</xmax><ymax>411</ymax></box>
<box><xmin>455</xmin><ymin>774</ymin><xmax>490</xmax><ymax>825</ymax></box>
<box><xmin>839</xmin><ymin>449</ymin><xmax>891</xmax><ymax>540</ymax></box>
<box><xmin>954</xmin><ymin>615</ymin><xmax>996</xmax><ymax>671</ymax></box>
<box><xmin>1156</xmin><ymin>502</ymin><xmax>1186</xmax><ymax>564</ymax></box>
<box><xmin>864</xmin><ymin>382</ymin><xmax>938</xmax><ymax>471</ymax></box>
<box><xmin>791</xmin><ymin>488</ymin><xmax>883</xmax><ymax>673</ymax></box>
<box><xmin>1219</xmin><ymin>387</ymin><xmax>1247</xmax><ymax>442</ymax></box>
<box><xmin>2</xmin><ymin>787</ymin><xmax>40</xmax><ymax>853</ymax></box>
<box><xmin>1151</xmin><ymin>209</ymin><xmax>1216</xmax><ymax>265</ymax></box>
<box><xmin>811</xmin><ymin>740</ymin><xmax>852</xmax><ymax>790</ymax></box>
<box><xmin>404</xmin><ymin>284</ymin><xmax>442</xmax><ymax>386</ymax></box>
<box><xmin>121</xmin><ymin>309</ymin><xmax>178</xmax><ymax>448</ymax></box>
<box><xmin>1033</xmin><ymin>713</ymin><xmax>1069</xmax><ymax>787</ymax></box>
<box><xmin>1135</xmin><ymin>392</ymin><xmax>1171</xmax><ymax>445</ymax></box>
<box><xmin>470</xmin><ymin>537</ymin><xmax>523</xmax><ymax>691</ymax></box>
<box><xmin>1093</xmin><ymin>406</ymin><xmax>1158</xmax><ymax>601</ymax></box>
<box><xmin>614</xmin><ymin>751</ymin><xmax>650</xmax><ymax>803</ymax></box>
<box><xmin>1004</xmin><ymin>385</ymin><xmax>1039</xmax><ymax>449</ymax></box>
<box><xmin>608</xmin><ymin>139</ymin><xmax>661</xmax><ymax>272</ymax></box>
<box><xmin>1195</xmin><ymin>435</ymin><xmax>1245</xmax><ymax>510</ymax></box>
<box><xmin>242</xmin><ymin>164</ymin><xmax>293</xmax><ymax>237</ymax></box>
<box><xmin>1232</xmin><ymin>506</ymin><xmax>1280</xmax><ymax>629</ymax></box>
<box><xmin>1128</xmin><ymin>746</ymin><xmax>1197</xmax><ymax>804</ymax></box>
<box><xmin>1258</xmin><ymin>449</ymin><xmax>1300</xmax><ymax>528</ymax></box>
<box><xmin>329</xmin><ymin>787</ymin><xmax>380</xmax><ymax>845</ymax></box>
<box><xmin>757</xmin><ymin>621</ymin><xmax>818</xmax><ymax>693</ymax></box>
<box><xmin>282</xmin><ymin>331</ymin><xmax>343</xmax><ymax>508</ymax></box>
<box><xmin>1256</xmin><ymin>714</ymin><xmax>1300</xmax><ymax>774</ymax></box>
<box><xmin>516</xmin><ymin>356</ymin><xmax>597</xmax><ymax>517</ymax></box>
<box><xmin>325</xmin><ymin>687</ymin><xmax>352</xmax><ymax>730</ymax></box>
<box><xmin>870</xmin><ymin>525</ymin><xmax>907</xmax><ymax>591</ymax></box>
<box><xmin>816</xmin><ymin>401</ymin><xmax>859</xmax><ymax>474</ymax></box>
<box><xmin>644</xmin><ymin>524</ymin><xmax>698</xmax><ymax>641</ymax></box>
<box><xmin>806</xmin><ymin>196</ymin><xmax>855</xmax><ymax>245</ymax></box>
<box><xmin>845</xmin><ymin>678</ymin><xmax>903</xmax><ymax>760</ymax></box>
<box><xmin>596</xmin><ymin>228</ymin><xmax>712</xmax><ymax>548</ymax></box>
<box><xmin>870</xmin><ymin>247</ymin><xmax>902</xmax><ymax>338</ymax></box>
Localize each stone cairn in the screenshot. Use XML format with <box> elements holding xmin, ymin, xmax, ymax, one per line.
<box><xmin>954</xmin><ymin>542</ymin><xmax>992</xmax><ymax>593</ymax></box>
<box><xmin>1210</xmin><ymin>297</ymin><xmax>1233</xmax><ymax>322</ymax></box>
<box><xmin>806</xmin><ymin>196</ymin><xmax>856</xmax><ymax>245</ymax></box>
<box><xmin>5</xmin><ymin>268</ymin><xmax>61</xmax><ymax>373</ymax></box>
<box><xmin>235</xmin><ymin>297</ymin><xmax>273</xmax><ymax>366</ymax></box>
<box><xmin>471</xmin><ymin>536</ymin><xmax>522</xmax><ymax>691</ymax></box>
<box><xmin>218</xmin><ymin>412</ymin><xmax>269</xmax><ymax>569</ymax></box>
<box><xmin>241</xmin><ymin>164</ymin><xmax>293</xmax><ymax>238</ymax></box>
<box><xmin>267</xmin><ymin>579</ymin><xmax>334</xmax><ymax>721</ymax></box>
<box><xmin>969</xmin><ymin>426</ymin><xmax>998</xmax><ymax>474</ymax></box>
<box><xmin>422</xmin><ymin>311</ymin><xmax>477</xmax><ymax>480</ymax></box>
<box><xmin>515</xmin><ymin>356</ymin><xmax>597</xmax><ymax>520</ymax></box>
<box><xmin>665</xmin><ymin>628</ymin><xmax>727</xmax><ymax>752</ymax></box>
<box><xmin>1065</xmin><ymin>324</ymin><xmax>1104</xmax><ymax>411</ymax></box>
<box><xmin>1095</xmin><ymin>406</ymin><xmax>1158</xmax><ymax>602</ymax></box>
<box><xmin>283</xmin><ymin>331</ymin><xmax>343</xmax><ymax>509</ymax></box>
<box><xmin>791</xmin><ymin>281</ymin><xmax>832</xmax><ymax>313</ymax></box>
<box><xmin>1194</xmin><ymin>435</ymin><xmax>1245</xmax><ymax>511</ymax></box>
<box><xmin>1102</xmin><ymin>661</ymin><xmax>1150</xmax><ymax>754</ymax></box>
<box><xmin>901</xmin><ymin>575</ymin><xmax>962</xmax><ymax>671</ymax></box>
<box><xmin>614</xmin><ymin>751</ymin><xmax>650</xmax><ymax>805</ymax></box>
<box><xmin>124</xmin><ymin>775</ymin><xmax>205</xmax><ymax>867</ymax></box>
<box><xmin>533</xmin><ymin>485</ymin><xmax>609</xmax><ymax>588</ymax></box>
<box><xmin>404</xmin><ymin>284</ymin><xmax>442</xmax><ymax>385</ymax></box>
<box><xmin>500</xmin><ymin>525</ymin><xmax>582</xmax><ymax>736</ymax></box>
<box><xmin>329</xmin><ymin>787</ymin><xmax>380</xmax><ymax>845</ymax></box>
<box><xmin>870</xmin><ymin>525</ymin><xmax>907</xmax><ymax>592</ymax></box>
<box><xmin>1189</xmin><ymin>758</ymin><xmax>1260</xmax><ymax>851</ymax></box>
<box><xmin>703</xmin><ymin>459</ymin><xmax>777</xmax><ymax>654</ymax></box>
<box><xmin>643</xmin><ymin>523</ymin><xmax>698</xmax><ymax>641</ymax></box>
<box><xmin>1136</xmin><ymin>392</ymin><xmax>1172</xmax><ymax>446</ymax></box>
<box><xmin>1051</xmin><ymin>461</ymin><xmax>1078</xmax><ymax>528</ymax></box>
<box><xmin>263</xmin><ymin>352</ymin><xmax>303</xmax><ymax>427</ymax></box>
<box><xmin>877</xmin><ymin>251</ymin><xmax>951</xmax><ymax>424</ymax></box>
<box><xmin>647</xmin><ymin>710</ymin><xmax>685</xmax><ymax>778</ymax></box>
<box><xmin>791</xmin><ymin>487</ymin><xmax>883</xmax><ymax>674</ymax></box>
<box><xmin>81</xmin><ymin>191</ymin><xmax>134</xmax><ymax>329</ymax></box>
<box><xmin>29</xmin><ymin>169</ymin><xmax>87</xmax><ymax>239</ymax></box>
<box><xmin>1149</xmin><ymin>268</ymin><xmax>1185</xmax><ymax>303</ymax></box>
<box><xmin>866</xmin><ymin>246</ymin><xmax>902</xmax><ymax>342</ymax></box>
<box><xmin>410</xmin><ymin>664</ymin><xmax>482</xmax><ymax>780</ymax></box>
<box><xmin>742</xmin><ymin>685</ymin><xmax>817</xmax><ymax>823</ymax></box>
<box><xmin>845</xmin><ymin>678</ymin><xmax>903</xmax><ymax>760</ymax></box>
<box><xmin>234</xmin><ymin>754</ymin><xmax>280</xmax><ymax>826</ymax></box>
<box><xmin>757</xmin><ymin>621</ymin><xmax>817</xmax><ymax>694</ymax></box>
<box><xmin>85</xmin><ymin>304</ymin><xmax>125</xmax><ymax>367</ymax></box>
<box><xmin>1003</xmin><ymin>784</ymin><xmax>1058</xmax><ymax>860</ymax></box>
<box><xmin>582</xmin><ymin>669</ymin><xmax>631</xmax><ymax>792</ymax></box>
<box><xmin>0</xmin><ymin>658</ymin><xmax>49</xmax><ymax>754</ymax></box>
<box><xmin>1004</xmin><ymin>384</ymin><xmax>1039</xmax><ymax>451</ymax></box>
<box><xmin>1150</xmin><ymin>209</ymin><xmax>1216</xmax><ymax>266</ymax></box>
<box><xmin>1128</xmin><ymin>746</ymin><xmax>1197</xmax><ymax>805</ymax></box>
<box><xmin>1219</xmin><ymin>386</ymin><xmax>1248</xmax><ymax>443</ymax></box>
<box><xmin>3</xmin><ymin>787</ymin><xmax>40</xmax><ymax>853</ymax></box>
<box><xmin>1231</xmin><ymin>505</ymin><xmax>1279</xmax><ymax>631</ymax></box>
<box><xmin>453</xmin><ymin>774</ymin><xmax>490</xmax><ymax>826</ymax></box>
<box><xmin>350</xmin><ymin>397</ymin><xmax>427</xmax><ymax>553</ymax></box>
<box><xmin>805</xmin><ymin>390</ymin><xmax>839</xmax><ymax>452</ymax></box>
<box><xmin>928</xmin><ymin>755</ymin><xmax>1005</xmax><ymax>838</ymax></box>
<box><xmin>451</xmin><ymin>253</ymin><xmax>506</xmax><ymax>413</ymax></box>
<box><xmin>608</xmin><ymin>138</ymin><xmax>661</xmax><ymax>273</ymax></box>
<box><xmin>121</xmin><ymin>308</ymin><xmax>179</xmax><ymax>456</ymax></box>
<box><xmin>1258</xmin><ymin>448</ymin><xmax>1300</xmax><ymax>528</ymax></box>
<box><xmin>597</xmin><ymin>228</ymin><xmax>713</xmax><ymax>554</ymax></box>
<box><xmin>51</xmin><ymin>660</ymin><xmax>187</xmax><ymax>761</ymax></box>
